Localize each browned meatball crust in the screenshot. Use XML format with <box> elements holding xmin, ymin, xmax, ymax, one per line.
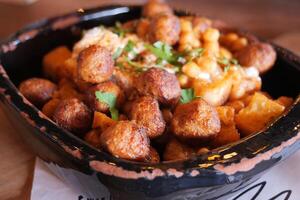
<box><xmin>171</xmin><ymin>98</ymin><xmax>221</xmax><ymax>139</ymax></box>
<box><xmin>148</xmin><ymin>14</ymin><xmax>180</xmax><ymax>45</ymax></box>
<box><xmin>53</xmin><ymin>98</ymin><xmax>92</xmax><ymax>135</ymax></box>
<box><xmin>144</xmin><ymin>146</ymin><xmax>160</xmax><ymax>163</ymax></box>
<box><xmin>19</xmin><ymin>78</ymin><xmax>57</xmax><ymax>107</ymax></box>
<box><xmin>130</xmin><ymin>96</ymin><xmax>166</xmax><ymax>138</ymax></box>
<box><xmin>135</xmin><ymin>68</ymin><xmax>181</xmax><ymax>106</ymax></box>
<box><xmin>77</xmin><ymin>45</ymin><xmax>114</xmax><ymax>83</ymax></box>
<box><xmin>163</xmin><ymin>138</ymin><xmax>195</xmax><ymax>161</ymax></box>
<box><xmin>86</xmin><ymin>81</ymin><xmax>125</xmax><ymax>113</ymax></box>
<box><xmin>235</xmin><ymin>42</ymin><xmax>276</xmax><ymax>73</ymax></box>
<box><xmin>142</xmin><ymin>0</ymin><xmax>173</xmax><ymax>18</ymax></box>
<box><xmin>100</xmin><ymin>121</ymin><xmax>150</xmax><ymax>160</ymax></box>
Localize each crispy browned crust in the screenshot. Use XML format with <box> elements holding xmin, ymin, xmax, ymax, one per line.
<box><xmin>84</xmin><ymin>129</ymin><xmax>101</xmax><ymax>148</ymax></box>
<box><xmin>77</xmin><ymin>45</ymin><xmax>114</xmax><ymax>83</ymax></box>
<box><xmin>130</xmin><ymin>96</ymin><xmax>166</xmax><ymax>138</ymax></box>
<box><xmin>19</xmin><ymin>78</ymin><xmax>57</xmax><ymax>107</ymax></box>
<box><xmin>142</xmin><ymin>0</ymin><xmax>173</xmax><ymax>18</ymax></box>
<box><xmin>53</xmin><ymin>98</ymin><xmax>92</xmax><ymax>135</ymax></box>
<box><xmin>235</xmin><ymin>43</ymin><xmax>276</xmax><ymax>74</ymax></box>
<box><xmin>86</xmin><ymin>81</ymin><xmax>125</xmax><ymax>113</ymax></box>
<box><xmin>100</xmin><ymin>121</ymin><xmax>150</xmax><ymax>160</ymax></box>
<box><xmin>135</xmin><ymin>68</ymin><xmax>181</xmax><ymax>106</ymax></box>
<box><xmin>171</xmin><ymin>98</ymin><xmax>221</xmax><ymax>139</ymax></box>
<box><xmin>163</xmin><ymin>138</ymin><xmax>195</xmax><ymax>161</ymax></box>
<box><xmin>144</xmin><ymin>146</ymin><xmax>160</xmax><ymax>163</ymax></box>
<box><xmin>148</xmin><ymin>14</ymin><xmax>180</xmax><ymax>45</ymax></box>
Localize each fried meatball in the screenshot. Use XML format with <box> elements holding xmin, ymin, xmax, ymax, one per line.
<box><xmin>163</xmin><ymin>138</ymin><xmax>195</xmax><ymax>161</ymax></box>
<box><xmin>86</xmin><ymin>81</ymin><xmax>125</xmax><ymax>113</ymax></box>
<box><xmin>235</xmin><ymin>43</ymin><xmax>276</xmax><ymax>73</ymax></box>
<box><xmin>171</xmin><ymin>98</ymin><xmax>221</xmax><ymax>139</ymax></box>
<box><xmin>100</xmin><ymin>121</ymin><xmax>150</xmax><ymax>160</ymax></box>
<box><xmin>142</xmin><ymin>0</ymin><xmax>173</xmax><ymax>18</ymax></box>
<box><xmin>19</xmin><ymin>78</ymin><xmax>57</xmax><ymax>107</ymax></box>
<box><xmin>130</xmin><ymin>96</ymin><xmax>166</xmax><ymax>138</ymax></box>
<box><xmin>77</xmin><ymin>45</ymin><xmax>114</xmax><ymax>83</ymax></box>
<box><xmin>144</xmin><ymin>147</ymin><xmax>160</xmax><ymax>163</ymax></box>
<box><xmin>148</xmin><ymin>14</ymin><xmax>180</xmax><ymax>45</ymax></box>
<box><xmin>136</xmin><ymin>18</ymin><xmax>150</xmax><ymax>39</ymax></box>
<box><xmin>135</xmin><ymin>68</ymin><xmax>181</xmax><ymax>106</ymax></box>
<box><xmin>113</xmin><ymin>68</ymin><xmax>135</xmax><ymax>97</ymax></box>
<box><xmin>53</xmin><ymin>98</ymin><xmax>92</xmax><ymax>135</ymax></box>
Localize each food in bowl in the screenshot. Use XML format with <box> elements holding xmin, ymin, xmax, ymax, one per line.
<box><xmin>18</xmin><ymin>0</ymin><xmax>293</xmax><ymax>163</ymax></box>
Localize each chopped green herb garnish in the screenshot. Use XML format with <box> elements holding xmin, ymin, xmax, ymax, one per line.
<box><xmin>112</xmin><ymin>21</ymin><xmax>126</xmax><ymax>37</ymax></box>
<box><xmin>217</xmin><ymin>57</ymin><xmax>240</xmax><ymax>72</ymax></box>
<box><xmin>224</xmin><ymin>65</ymin><xmax>230</xmax><ymax>72</ymax></box>
<box><xmin>145</xmin><ymin>41</ymin><xmax>174</xmax><ymax>63</ymax></box>
<box><xmin>126</xmin><ymin>59</ymin><xmax>146</xmax><ymax>72</ymax></box>
<box><xmin>187</xmin><ymin>48</ymin><xmax>204</xmax><ymax>60</ymax></box>
<box><xmin>112</xmin><ymin>47</ymin><xmax>123</xmax><ymax>60</ymax></box>
<box><xmin>180</xmin><ymin>88</ymin><xmax>199</xmax><ymax>104</ymax></box>
<box><xmin>124</xmin><ymin>40</ymin><xmax>135</xmax><ymax>52</ymax></box>
<box><xmin>95</xmin><ymin>91</ymin><xmax>119</xmax><ymax>120</ymax></box>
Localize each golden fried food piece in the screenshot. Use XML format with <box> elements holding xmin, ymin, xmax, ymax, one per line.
<box><xmin>163</xmin><ymin>138</ymin><xmax>195</xmax><ymax>161</ymax></box>
<box><xmin>211</xmin><ymin>106</ymin><xmax>240</xmax><ymax>147</ymax></box>
<box><xmin>148</xmin><ymin>14</ymin><xmax>180</xmax><ymax>45</ymax></box>
<box><xmin>135</xmin><ymin>68</ymin><xmax>181</xmax><ymax>106</ymax></box>
<box><xmin>19</xmin><ymin>78</ymin><xmax>57</xmax><ymax>107</ymax></box>
<box><xmin>236</xmin><ymin>43</ymin><xmax>276</xmax><ymax>74</ymax></box>
<box><xmin>113</xmin><ymin>68</ymin><xmax>135</xmax><ymax>97</ymax></box>
<box><xmin>197</xmin><ymin>147</ymin><xmax>210</xmax><ymax>155</ymax></box>
<box><xmin>130</xmin><ymin>96</ymin><xmax>166</xmax><ymax>138</ymax></box>
<box><xmin>52</xmin><ymin>79</ymin><xmax>84</xmax><ymax>101</ymax></box>
<box><xmin>225</xmin><ymin>100</ymin><xmax>245</xmax><ymax>114</ymax></box>
<box><xmin>100</xmin><ymin>121</ymin><xmax>150</xmax><ymax>160</ymax></box>
<box><xmin>92</xmin><ymin>111</ymin><xmax>116</xmax><ymax>131</ymax></box>
<box><xmin>42</xmin><ymin>46</ymin><xmax>72</xmax><ymax>81</ymax></box>
<box><xmin>142</xmin><ymin>0</ymin><xmax>173</xmax><ymax>18</ymax></box>
<box><xmin>86</xmin><ymin>81</ymin><xmax>125</xmax><ymax>113</ymax></box>
<box><xmin>235</xmin><ymin>92</ymin><xmax>285</xmax><ymax>136</ymax></box>
<box><xmin>84</xmin><ymin>129</ymin><xmax>101</xmax><ymax>148</ymax></box>
<box><xmin>144</xmin><ymin>146</ymin><xmax>160</xmax><ymax>163</ymax></box>
<box><xmin>42</xmin><ymin>98</ymin><xmax>61</xmax><ymax>119</ymax></box>
<box><xmin>136</xmin><ymin>18</ymin><xmax>150</xmax><ymax>40</ymax></box>
<box><xmin>77</xmin><ymin>45</ymin><xmax>114</xmax><ymax>83</ymax></box>
<box><xmin>171</xmin><ymin>98</ymin><xmax>221</xmax><ymax>139</ymax></box>
<box><xmin>53</xmin><ymin>98</ymin><xmax>92</xmax><ymax>135</ymax></box>
<box><xmin>276</xmin><ymin>96</ymin><xmax>293</xmax><ymax>108</ymax></box>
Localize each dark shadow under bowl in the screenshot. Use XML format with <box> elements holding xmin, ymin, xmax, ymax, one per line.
<box><xmin>0</xmin><ymin>5</ymin><xmax>299</xmax><ymax>200</ymax></box>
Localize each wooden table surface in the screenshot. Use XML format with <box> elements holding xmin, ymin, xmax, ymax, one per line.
<box><xmin>0</xmin><ymin>0</ymin><xmax>299</xmax><ymax>199</ymax></box>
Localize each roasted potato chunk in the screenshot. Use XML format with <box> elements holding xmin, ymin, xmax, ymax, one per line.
<box><xmin>53</xmin><ymin>98</ymin><xmax>92</xmax><ymax>135</ymax></box>
<box><xmin>42</xmin><ymin>98</ymin><xmax>61</xmax><ymax>119</ymax></box>
<box><xmin>42</xmin><ymin>46</ymin><xmax>72</xmax><ymax>81</ymax></box>
<box><xmin>171</xmin><ymin>98</ymin><xmax>221</xmax><ymax>139</ymax></box>
<box><xmin>135</xmin><ymin>68</ymin><xmax>181</xmax><ymax>106</ymax></box>
<box><xmin>276</xmin><ymin>96</ymin><xmax>293</xmax><ymax>108</ymax></box>
<box><xmin>77</xmin><ymin>45</ymin><xmax>114</xmax><ymax>83</ymax></box>
<box><xmin>84</xmin><ymin>129</ymin><xmax>101</xmax><ymax>148</ymax></box>
<box><xmin>86</xmin><ymin>81</ymin><xmax>125</xmax><ymax>113</ymax></box>
<box><xmin>142</xmin><ymin>0</ymin><xmax>173</xmax><ymax>18</ymax></box>
<box><xmin>211</xmin><ymin>106</ymin><xmax>240</xmax><ymax>147</ymax></box>
<box><xmin>19</xmin><ymin>78</ymin><xmax>57</xmax><ymax>107</ymax></box>
<box><xmin>163</xmin><ymin>138</ymin><xmax>195</xmax><ymax>161</ymax></box>
<box><xmin>236</xmin><ymin>43</ymin><xmax>276</xmax><ymax>74</ymax></box>
<box><xmin>193</xmin><ymin>73</ymin><xmax>232</xmax><ymax>106</ymax></box>
<box><xmin>129</xmin><ymin>96</ymin><xmax>166</xmax><ymax>138</ymax></box>
<box><xmin>235</xmin><ymin>92</ymin><xmax>285</xmax><ymax>136</ymax></box>
<box><xmin>100</xmin><ymin>121</ymin><xmax>150</xmax><ymax>160</ymax></box>
<box><xmin>52</xmin><ymin>79</ymin><xmax>83</xmax><ymax>100</ymax></box>
<box><xmin>92</xmin><ymin>111</ymin><xmax>116</xmax><ymax>131</ymax></box>
<box><xmin>148</xmin><ymin>14</ymin><xmax>180</xmax><ymax>45</ymax></box>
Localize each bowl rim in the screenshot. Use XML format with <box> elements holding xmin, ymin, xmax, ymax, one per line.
<box><xmin>0</xmin><ymin>5</ymin><xmax>299</xmax><ymax>181</ymax></box>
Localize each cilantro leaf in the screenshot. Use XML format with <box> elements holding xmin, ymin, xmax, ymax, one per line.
<box><xmin>112</xmin><ymin>47</ymin><xmax>123</xmax><ymax>60</ymax></box>
<box><xmin>145</xmin><ymin>41</ymin><xmax>174</xmax><ymax>62</ymax></box>
<box><xmin>112</xmin><ymin>21</ymin><xmax>126</xmax><ymax>37</ymax></box>
<box><xmin>124</xmin><ymin>40</ymin><xmax>135</xmax><ymax>52</ymax></box>
<box><xmin>109</xmin><ymin>107</ymin><xmax>119</xmax><ymax>121</ymax></box>
<box><xmin>95</xmin><ymin>91</ymin><xmax>117</xmax><ymax>108</ymax></box>
<box><xmin>187</xmin><ymin>48</ymin><xmax>204</xmax><ymax>60</ymax></box>
<box><xmin>95</xmin><ymin>91</ymin><xmax>119</xmax><ymax>120</ymax></box>
<box><xmin>180</xmin><ymin>88</ymin><xmax>196</xmax><ymax>104</ymax></box>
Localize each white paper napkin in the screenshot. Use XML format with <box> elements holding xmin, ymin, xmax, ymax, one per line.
<box><xmin>31</xmin><ymin>150</ymin><xmax>300</xmax><ymax>200</ymax></box>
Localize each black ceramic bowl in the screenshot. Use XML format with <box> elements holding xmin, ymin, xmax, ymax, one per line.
<box><xmin>0</xmin><ymin>5</ymin><xmax>299</xmax><ymax>200</ymax></box>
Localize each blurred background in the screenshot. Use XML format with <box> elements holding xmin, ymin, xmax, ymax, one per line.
<box><xmin>0</xmin><ymin>0</ymin><xmax>299</xmax><ymax>199</ymax></box>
